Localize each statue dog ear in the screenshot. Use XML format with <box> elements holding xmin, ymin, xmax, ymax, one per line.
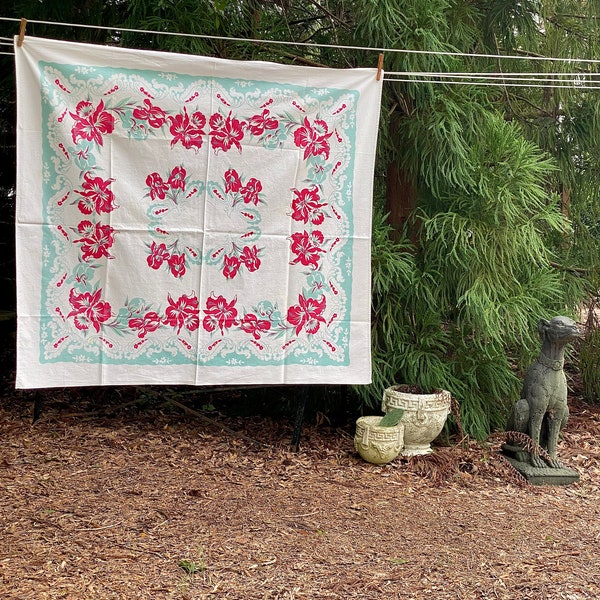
<box><xmin>538</xmin><ymin>318</ymin><xmax>550</xmax><ymax>338</ymax></box>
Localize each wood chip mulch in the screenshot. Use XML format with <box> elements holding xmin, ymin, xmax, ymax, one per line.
<box><xmin>1</xmin><ymin>385</ymin><xmax>600</xmax><ymax>600</ymax></box>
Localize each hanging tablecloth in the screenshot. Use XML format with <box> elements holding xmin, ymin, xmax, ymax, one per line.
<box><xmin>14</xmin><ymin>36</ymin><xmax>382</xmax><ymax>388</ymax></box>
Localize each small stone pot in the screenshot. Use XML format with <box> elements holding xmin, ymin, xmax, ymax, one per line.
<box><xmin>354</xmin><ymin>416</ymin><xmax>404</xmax><ymax>465</ymax></box>
<box><xmin>382</xmin><ymin>385</ymin><xmax>451</xmax><ymax>456</ymax></box>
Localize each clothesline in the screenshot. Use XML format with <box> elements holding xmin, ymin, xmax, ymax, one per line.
<box><xmin>2</xmin><ymin>15</ymin><xmax>600</xmax><ymax>89</ymax></box>
<box><xmin>3</xmin><ymin>15</ymin><xmax>600</xmax><ymax>65</ymax></box>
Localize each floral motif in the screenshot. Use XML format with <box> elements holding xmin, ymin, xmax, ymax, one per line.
<box><xmin>147</xmin><ymin>241</ymin><xmax>170</xmax><ymax>270</ymax></box>
<box><xmin>293</xmin><ymin>117</ymin><xmax>333</xmax><ymax>161</ymax></box>
<box><xmin>145</xmin><ymin>240</ymin><xmax>192</xmax><ymax>279</ymax></box>
<box><xmin>70</xmin><ymin>99</ymin><xmax>115</xmax><ymax>146</ymax></box>
<box><xmin>168</xmin><ymin>108</ymin><xmax>206</xmax><ymax>151</ymax></box>
<box><xmin>164</xmin><ymin>292</ymin><xmax>200</xmax><ymax>334</ymax></box>
<box><xmin>247</xmin><ymin>109</ymin><xmax>278</xmax><ymax>136</ymax></box>
<box><xmin>132</xmin><ymin>99</ymin><xmax>167</xmax><ymax>129</ymax></box>
<box><xmin>240</xmin><ymin>313</ymin><xmax>271</xmax><ymax>339</ymax></box>
<box><xmin>202</xmin><ymin>294</ymin><xmax>238</xmax><ymax>334</ymax></box>
<box><xmin>218</xmin><ymin>169</ymin><xmax>263</xmax><ymax>207</ymax></box>
<box><xmin>286</xmin><ymin>293</ymin><xmax>326</xmax><ymax>336</ymax></box>
<box><xmin>146</xmin><ymin>172</ymin><xmax>169</xmax><ymax>201</ymax></box>
<box><xmin>145</xmin><ymin>166</ymin><xmax>187</xmax><ymax>203</ymax></box>
<box><xmin>67</xmin><ymin>287</ymin><xmax>112</xmax><ymax>333</ymax></box>
<box><xmin>290</xmin><ymin>185</ymin><xmax>327</xmax><ymax>225</ymax></box>
<box><xmin>209</xmin><ymin>111</ymin><xmax>245</xmax><ymax>153</ymax></box>
<box><xmin>289</xmin><ymin>230</ymin><xmax>325</xmax><ymax>270</ymax></box>
<box><xmin>74</xmin><ymin>172</ymin><xmax>117</xmax><ymax>215</ymax></box>
<box><xmin>128</xmin><ymin>311</ymin><xmax>162</xmax><ymax>338</ymax></box>
<box><xmin>73</xmin><ymin>220</ymin><xmax>116</xmax><ymax>262</ymax></box>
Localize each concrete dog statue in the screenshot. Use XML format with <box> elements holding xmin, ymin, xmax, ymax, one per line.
<box><xmin>506</xmin><ymin>316</ymin><xmax>581</xmax><ymax>469</ymax></box>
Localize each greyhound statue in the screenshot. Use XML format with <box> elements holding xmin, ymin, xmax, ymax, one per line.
<box><xmin>505</xmin><ymin>316</ymin><xmax>581</xmax><ymax>469</ymax></box>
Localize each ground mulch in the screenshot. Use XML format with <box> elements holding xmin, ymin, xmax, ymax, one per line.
<box><xmin>1</xmin><ymin>383</ymin><xmax>600</xmax><ymax>599</ymax></box>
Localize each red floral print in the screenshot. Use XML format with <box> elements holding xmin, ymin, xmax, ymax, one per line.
<box><xmin>290</xmin><ymin>186</ymin><xmax>327</xmax><ymax>225</ymax></box>
<box><xmin>67</xmin><ymin>287</ymin><xmax>112</xmax><ymax>333</ymax></box>
<box><xmin>239</xmin><ymin>245</ymin><xmax>261</xmax><ymax>272</ymax></box>
<box><xmin>247</xmin><ymin>109</ymin><xmax>278</xmax><ymax>136</ymax></box>
<box><xmin>203</xmin><ymin>294</ymin><xmax>238</xmax><ymax>334</ymax></box>
<box><xmin>241</xmin><ymin>178</ymin><xmax>262</xmax><ymax>205</ymax></box>
<box><xmin>147</xmin><ymin>241</ymin><xmax>170</xmax><ymax>269</ymax></box>
<box><xmin>286</xmin><ymin>294</ymin><xmax>326</xmax><ymax>336</ymax></box>
<box><xmin>128</xmin><ymin>311</ymin><xmax>161</xmax><ymax>338</ymax></box>
<box><xmin>146</xmin><ymin>172</ymin><xmax>169</xmax><ymax>201</ymax></box>
<box><xmin>209</xmin><ymin>112</ymin><xmax>245</xmax><ymax>153</ymax></box>
<box><xmin>168</xmin><ymin>108</ymin><xmax>206</xmax><ymax>151</ymax></box>
<box><xmin>73</xmin><ymin>220</ymin><xmax>115</xmax><ymax>262</ymax></box>
<box><xmin>75</xmin><ymin>172</ymin><xmax>117</xmax><ymax>215</ymax></box>
<box><xmin>240</xmin><ymin>313</ymin><xmax>271</xmax><ymax>339</ymax></box>
<box><xmin>289</xmin><ymin>230</ymin><xmax>325</xmax><ymax>270</ymax></box>
<box><xmin>293</xmin><ymin>117</ymin><xmax>333</xmax><ymax>161</ymax></box>
<box><xmin>70</xmin><ymin>99</ymin><xmax>115</xmax><ymax>147</ymax></box>
<box><xmin>167</xmin><ymin>166</ymin><xmax>186</xmax><ymax>191</ymax></box>
<box><xmin>223</xmin><ymin>254</ymin><xmax>241</xmax><ymax>279</ymax></box>
<box><xmin>224</xmin><ymin>169</ymin><xmax>242</xmax><ymax>193</ymax></box>
<box><xmin>132</xmin><ymin>99</ymin><xmax>167</xmax><ymax>128</ymax></box>
<box><xmin>164</xmin><ymin>292</ymin><xmax>200</xmax><ymax>334</ymax></box>
<box><xmin>168</xmin><ymin>252</ymin><xmax>186</xmax><ymax>278</ymax></box>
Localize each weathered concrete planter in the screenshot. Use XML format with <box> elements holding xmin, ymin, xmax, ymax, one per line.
<box><xmin>354</xmin><ymin>416</ymin><xmax>404</xmax><ymax>465</ymax></box>
<box><xmin>382</xmin><ymin>385</ymin><xmax>451</xmax><ymax>456</ymax></box>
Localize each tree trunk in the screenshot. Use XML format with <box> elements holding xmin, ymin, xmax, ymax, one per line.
<box><xmin>386</xmin><ymin>162</ymin><xmax>418</xmax><ymax>243</ymax></box>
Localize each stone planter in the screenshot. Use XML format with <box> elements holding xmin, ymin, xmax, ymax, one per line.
<box><xmin>382</xmin><ymin>385</ymin><xmax>451</xmax><ymax>456</ymax></box>
<box><xmin>354</xmin><ymin>416</ymin><xmax>404</xmax><ymax>465</ymax></box>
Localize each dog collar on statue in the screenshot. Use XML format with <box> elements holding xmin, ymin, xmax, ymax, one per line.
<box><xmin>537</xmin><ymin>353</ymin><xmax>564</xmax><ymax>371</ymax></box>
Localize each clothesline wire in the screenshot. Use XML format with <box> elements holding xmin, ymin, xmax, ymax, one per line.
<box><xmin>385</xmin><ymin>77</ymin><xmax>600</xmax><ymax>89</ymax></box>
<box><xmin>3</xmin><ymin>14</ymin><xmax>600</xmax><ymax>66</ymax></box>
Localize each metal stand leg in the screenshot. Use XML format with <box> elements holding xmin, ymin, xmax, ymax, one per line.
<box><xmin>291</xmin><ymin>386</ymin><xmax>308</xmax><ymax>452</ymax></box>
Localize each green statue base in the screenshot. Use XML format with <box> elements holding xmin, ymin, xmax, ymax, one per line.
<box><xmin>501</xmin><ymin>444</ymin><xmax>580</xmax><ymax>486</ymax></box>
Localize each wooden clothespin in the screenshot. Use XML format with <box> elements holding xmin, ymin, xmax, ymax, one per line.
<box><xmin>17</xmin><ymin>18</ymin><xmax>27</xmax><ymax>47</ymax></box>
<box><xmin>376</xmin><ymin>53</ymin><xmax>384</xmax><ymax>81</ymax></box>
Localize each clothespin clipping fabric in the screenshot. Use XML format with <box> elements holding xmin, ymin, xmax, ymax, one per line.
<box><xmin>376</xmin><ymin>53</ymin><xmax>384</xmax><ymax>81</ymax></box>
<box><xmin>17</xmin><ymin>19</ymin><xmax>27</xmax><ymax>47</ymax></box>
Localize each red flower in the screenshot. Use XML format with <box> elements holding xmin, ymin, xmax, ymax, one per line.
<box><xmin>209</xmin><ymin>112</ymin><xmax>245</xmax><ymax>153</ymax></box>
<box><xmin>224</xmin><ymin>169</ymin><xmax>242</xmax><ymax>193</ymax></box>
<box><xmin>223</xmin><ymin>254</ymin><xmax>241</xmax><ymax>279</ymax></box>
<box><xmin>290</xmin><ymin>186</ymin><xmax>327</xmax><ymax>224</ymax></box>
<box><xmin>132</xmin><ymin>99</ymin><xmax>167</xmax><ymax>128</ymax></box>
<box><xmin>168</xmin><ymin>252</ymin><xmax>186</xmax><ymax>278</ymax></box>
<box><xmin>164</xmin><ymin>292</ymin><xmax>199</xmax><ymax>334</ymax></box>
<box><xmin>202</xmin><ymin>294</ymin><xmax>238</xmax><ymax>334</ymax></box>
<box><xmin>289</xmin><ymin>230</ymin><xmax>325</xmax><ymax>270</ymax></box>
<box><xmin>129</xmin><ymin>311</ymin><xmax>161</xmax><ymax>338</ymax></box>
<box><xmin>239</xmin><ymin>245</ymin><xmax>261</xmax><ymax>272</ymax></box>
<box><xmin>147</xmin><ymin>241</ymin><xmax>170</xmax><ymax>269</ymax></box>
<box><xmin>73</xmin><ymin>220</ymin><xmax>115</xmax><ymax>261</ymax></box>
<box><xmin>293</xmin><ymin>117</ymin><xmax>333</xmax><ymax>161</ymax></box>
<box><xmin>146</xmin><ymin>172</ymin><xmax>169</xmax><ymax>201</ymax></box>
<box><xmin>70</xmin><ymin>99</ymin><xmax>115</xmax><ymax>146</ymax></box>
<box><xmin>240</xmin><ymin>313</ymin><xmax>271</xmax><ymax>340</ymax></box>
<box><xmin>167</xmin><ymin>166</ymin><xmax>186</xmax><ymax>191</ymax></box>
<box><xmin>168</xmin><ymin>108</ymin><xmax>206</xmax><ymax>151</ymax></box>
<box><xmin>75</xmin><ymin>171</ymin><xmax>117</xmax><ymax>215</ymax></box>
<box><xmin>247</xmin><ymin>109</ymin><xmax>278</xmax><ymax>136</ymax></box>
<box><xmin>67</xmin><ymin>287</ymin><xmax>112</xmax><ymax>333</ymax></box>
<box><xmin>241</xmin><ymin>178</ymin><xmax>262</xmax><ymax>205</ymax></box>
<box><xmin>286</xmin><ymin>294</ymin><xmax>326</xmax><ymax>336</ymax></box>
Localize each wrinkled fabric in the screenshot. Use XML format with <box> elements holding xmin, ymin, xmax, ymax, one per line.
<box><xmin>15</xmin><ymin>36</ymin><xmax>382</xmax><ymax>388</ymax></box>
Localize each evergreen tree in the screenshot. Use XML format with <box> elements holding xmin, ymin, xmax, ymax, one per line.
<box><xmin>2</xmin><ymin>1</ymin><xmax>599</xmax><ymax>435</ymax></box>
